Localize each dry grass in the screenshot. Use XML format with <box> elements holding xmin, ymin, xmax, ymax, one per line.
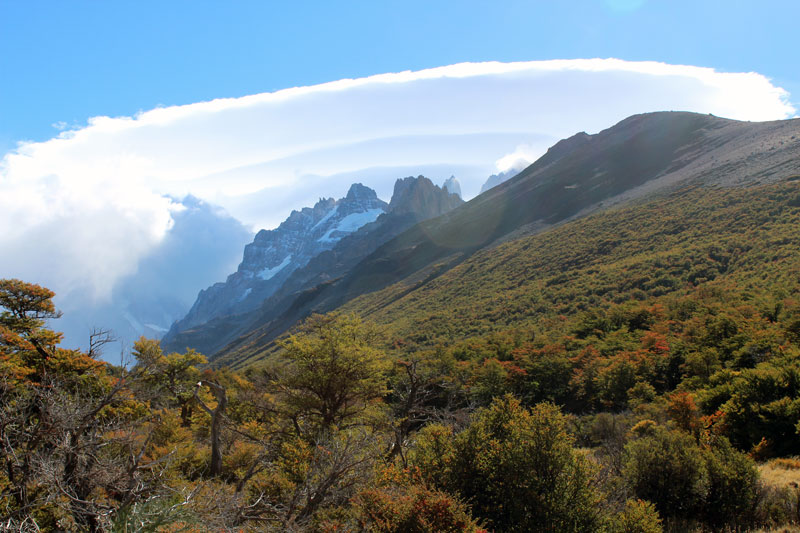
<box><xmin>761</xmin><ymin>458</ymin><xmax>800</xmax><ymax>490</ymax></box>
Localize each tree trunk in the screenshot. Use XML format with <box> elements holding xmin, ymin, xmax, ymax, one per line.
<box><xmin>195</xmin><ymin>381</ymin><xmax>227</xmax><ymax>477</ymax></box>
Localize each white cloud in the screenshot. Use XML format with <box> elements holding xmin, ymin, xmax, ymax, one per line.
<box><xmin>0</xmin><ymin>59</ymin><xmax>794</xmax><ymax>324</ymax></box>
<box><xmin>495</xmin><ymin>143</ymin><xmax>547</xmax><ymax>173</ymax></box>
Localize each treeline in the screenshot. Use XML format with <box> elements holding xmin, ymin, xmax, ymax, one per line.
<box><xmin>3</xmin><ymin>278</ymin><xmax>800</xmax><ymax>531</ymax></box>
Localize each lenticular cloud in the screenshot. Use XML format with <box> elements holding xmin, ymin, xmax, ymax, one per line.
<box><xmin>0</xmin><ymin>59</ymin><xmax>794</xmax><ymax>340</ymax></box>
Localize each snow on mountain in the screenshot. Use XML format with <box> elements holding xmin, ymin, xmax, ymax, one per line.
<box><xmin>443</xmin><ymin>175</ymin><xmax>462</xmax><ymax>198</ymax></box>
<box><xmin>259</xmin><ymin>254</ymin><xmax>293</xmax><ymax>280</ymax></box>
<box><xmin>166</xmin><ymin>183</ymin><xmax>389</xmax><ymax>334</ymax></box>
<box><xmin>318</xmin><ymin>208</ymin><xmax>385</xmax><ymax>242</ymax></box>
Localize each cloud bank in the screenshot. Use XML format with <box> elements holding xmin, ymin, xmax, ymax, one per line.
<box><xmin>0</xmin><ymin>59</ymin><xmax>794</xmax><ymax>348</ymax></box>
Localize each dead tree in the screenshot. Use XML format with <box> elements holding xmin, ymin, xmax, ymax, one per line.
<box><xmin>194</xmin><ymin>380</ymin><xmax>228</xmax><ymax>476</ymax></box>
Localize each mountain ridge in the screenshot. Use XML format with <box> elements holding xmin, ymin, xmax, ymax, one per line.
<box><xmin>209</xmin><ymin>111</ymin><xmax>800</xmax><ymax>367</ymax></box>
<box><xmin>163</xmin><ymin>183</ymin><xmax>387</xmax><ymax>340</ymax></box>
<box><xmin>162</xmin><ymin>176</ymin><xmax>463</xmax><ymax>355</ymax></box>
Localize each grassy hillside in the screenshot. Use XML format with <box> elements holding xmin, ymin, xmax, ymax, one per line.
<box><xmin>340</xmin><ymin>180</ymin><xmax>800</xmax><ymax>347</ymax></box>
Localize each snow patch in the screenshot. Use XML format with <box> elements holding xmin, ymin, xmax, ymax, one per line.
<box><xmin>144</xmin><ymin>323</ymin><xmax>169</xmax><ymax>333</ymax></box>
<box><xmin>311</xmin><ymin>205</ymin><xmax>339</xmax><ymax>232</ymax></box>
<box><xmin>239</xmin><ymin>287</ymin><xmax>252</xmax><ymax>301</ymax></box>
<box><xmin>318</xmin><ymin>209</ymin><xmax>383</xmax><ymax>242</ymax></box>
<box><xmin>258</xmin><ymin>255</ymin><xmax>292</xmax><ymax>280</ymax></box>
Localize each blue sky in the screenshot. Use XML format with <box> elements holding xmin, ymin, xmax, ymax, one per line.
<box><xmin>2</xmin><ymin>0</ymin><xmax>798</xmax><ymax>155</ymax></box>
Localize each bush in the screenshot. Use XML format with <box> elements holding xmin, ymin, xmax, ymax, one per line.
<box><xmin>703</xmin><ymin>438</ymin><xmax>759</xmax><ymax>528</ymax></box>
<box><xmin>623</xmin><ymin>426</ymin><xmax>760</xmax><ymax>528</ymax></box>
<box><xmin>413</xmin><ymin>395</ymin><xmax>604</xmax><ymax>532</ymax></box>
<box><xmin>622</xmin><ymin>427</ymin><xmax>708</xmax><ymax>518</ymax></box>
<box><xmin>353</xmin><ymin>483</ymin><xmax>484</xmax><ymax>533</ymax></box>
<box><xmin>607</xmin><ymin>499</ymin><xmax>662</xmax><ymax>533</ymax></box>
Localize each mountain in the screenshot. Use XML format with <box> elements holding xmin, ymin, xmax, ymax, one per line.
<box><xmin>480</xmin><ymin>167</ymin><xmax>522</xmax><ymax>193</ymax></box>
<box><xmin>164</xmin><ymin>184</ymin><xmax>387</xmax><ymax>340</ymax></box>
<box><xmin>208</xmin><ymin>111</ymin><xmax>800</xmax><ymax>368</ymax></box>
<box><xmin>443</xmin><ymin>175</ymin><xmax>462</xmax><ymax>198</ymax></box>
<box><xmin>162</xmin><ymin>176</ymin><xmax>462</xmax><ymax>356</ymax></box>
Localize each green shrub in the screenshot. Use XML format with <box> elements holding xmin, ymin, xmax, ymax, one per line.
<box><xmin>607</xmin><ymin>499</ymin><xmax>662</xmax><ymax>533</ymax></box>
<box><xmin>702</xmin><ymin>438</ymin><xmax>759</xmax><ymax>528</ymax></box>
<box><xmin>622</xmin><ymin>427</ymin><xmax>708</xmax><ymax>518</ymax></box>
<box><xmin>413</xmin><ymin>396</ymin><xmax>604</xmax><ymax>532</ymax></box>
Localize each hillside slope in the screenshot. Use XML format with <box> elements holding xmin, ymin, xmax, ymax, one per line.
<box><xmin>342</xmin><ymin>180</ymin><xmax>800</xmax><ymax>344</ymax></box>
<box><xmin>213</xmin><ymin>112</ymin><xmax>800</xmax><ymax>367</ymax></box>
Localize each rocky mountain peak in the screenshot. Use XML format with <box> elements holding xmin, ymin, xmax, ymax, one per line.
<box><xmin>443</xmin><ymin>175</ymin><xmax>462</xmax><ymax>198</ymax></box>
<box><xmin>165</xmin><ymin>183</ymin><xmax>389</xmax><ymax>334</ymax></box>
<box><xmin>389</xmin><ymin>175</ymin><xmax>464</xmax><ymax>220</ymax></box>
<box><xmin>480</xmin><ymin>166</ymin><xmax>525</xmax><ymax>194</ymax></box>
<box><xmin>345</xmin><ymin>182</ymin><xmax>379</xmax><ymax>202</ymax></box>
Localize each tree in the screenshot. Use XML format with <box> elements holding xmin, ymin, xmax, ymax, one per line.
<box><xmin>132</xmin><ymin>337</ymin><xmax>206</xmax><ymax>426</ymax></box>
<box><xmin>413</xmin><ymin>396</ymin><xmax>604</xmax><ymax>532</ymax></box>
<box><xmin>385</xmin><ymin>349</ymin><xmax>465</xmax><ymax>464</ymax></box>
<box><xmin>274</xmin><ymin>313</ymin><xmax>389</xmax><ymax>436</ymax></box>
<box><xmin>0</xmin><ymin>278</ymin><xmax>62</xmax><ymax>365</ymax></box>
<box><xmin>622</xmin><ymin>427</ymin><xmax>708</xmax><ymax>520</ymax></box>
<box><xmin>0</xmin><ymin>279</ymin><xmax>158</xmax><ymax>531</ymax></box>
<box><xmin>701</xmin><ymin>437</ymin><xmax>759</xmax><ymax>529</ymax></box>
<box><xmin>622</xmin><ymin>425</ymin><xmax>760</xmax><ymax>528</ymax></box>
<box><xmin>195</xmin><ymin>380</ymin><xmax>228</xmax><ymax>476</ymax></box>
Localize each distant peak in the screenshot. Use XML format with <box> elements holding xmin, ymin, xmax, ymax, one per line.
<box><xmin>345</xmin><ymin>182</ymin><xmax>379</xmax><ymax>202</ymax></box>
<box><xmin>390</xmin><ymin>176</ymin><xmax>435</xmax><ymax>202</ymax></box>
<box><xmin>312</xmin><ymin>197</ymin><xmax>336</xmax><ymax>209</ymax></box>
<box><xmin>443</xmin><ymin>175</ymin><xmax>462</xmax><ymax>198</ymax></box>
<box><xmin>389</xmin><ymin>175</ymin><xmax>463</xmax><ymax>218</ymax></box>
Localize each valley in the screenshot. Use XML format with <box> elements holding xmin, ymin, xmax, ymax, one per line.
<box><xmin>4</xmin><ymin>110</ymin><xmax>800</xmax><ymax>532</ymax></box>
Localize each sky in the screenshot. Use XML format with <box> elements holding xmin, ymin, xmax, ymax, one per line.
<box><xmin>1</xmin><ymin>0</ymin><xmax>798</xmax><ymax>352</ymax></box>
<box><xmin>2</xmin><ymin>1</ymin><xmax>799</xmax><ymax>152</ymax></box>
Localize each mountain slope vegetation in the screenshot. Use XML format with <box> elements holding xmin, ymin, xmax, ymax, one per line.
<box><xmin>215</xmin><ymin>112</ymin><xmax>800</xmax><ymax>367</ymax></box>
<box><xmin>341</xmin><ymin>180</ymin><xmax>800</xmax><ymax>348</ymax></box>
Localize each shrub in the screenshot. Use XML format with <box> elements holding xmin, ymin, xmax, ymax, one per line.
<box><xmin>353</xmin><ymin>484</ymin><xmax>484</xmax><ymax>533</ymax></box>
<box><xmin>702</xmin><ymin>438</ymin><xmax>759</xmax><ymax>528</ymax></box>
<box><xmin>413</xmin><ymin>395</ymin><xmax>604</xmax><ymax>532</ymax></box>
<box><xmin>607</xmin><ymin>499</ymin><xmax>663</xmax><ymax>533</ymax></box>
<box><xmin>622</xmin><ymin>427</ymin><xmax>708</xmax><ymax>518</ymax></box>
<box><xmin>623</xmin><ymin>426</ymin><xmax>760</xmax><ymax>528</ymax></box>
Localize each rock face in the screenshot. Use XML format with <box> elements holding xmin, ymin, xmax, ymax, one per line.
<box><xmin>390</xmin><ymin>176</ymin><xmax>463</xmax><ymax>219</ymax></box>
<box><xmin>443</xmin><ymin>175</ymin><xmax>462</xmax><ymax>198</ymax></box>
<box><xmin>162</xmin><ymin>176</ymin><xmax>463</xmax><ymax>357</ymax></box>
<box><xmin>166</xmin><ymin>183</ymin><xmax>387</xmax><ymax>334</ymax></box>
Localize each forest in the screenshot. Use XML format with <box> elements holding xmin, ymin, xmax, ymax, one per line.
<box><xmin>3</xmin><ymin>181</ymin><xmax>800</xmax><ymax>532</ymax></box>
